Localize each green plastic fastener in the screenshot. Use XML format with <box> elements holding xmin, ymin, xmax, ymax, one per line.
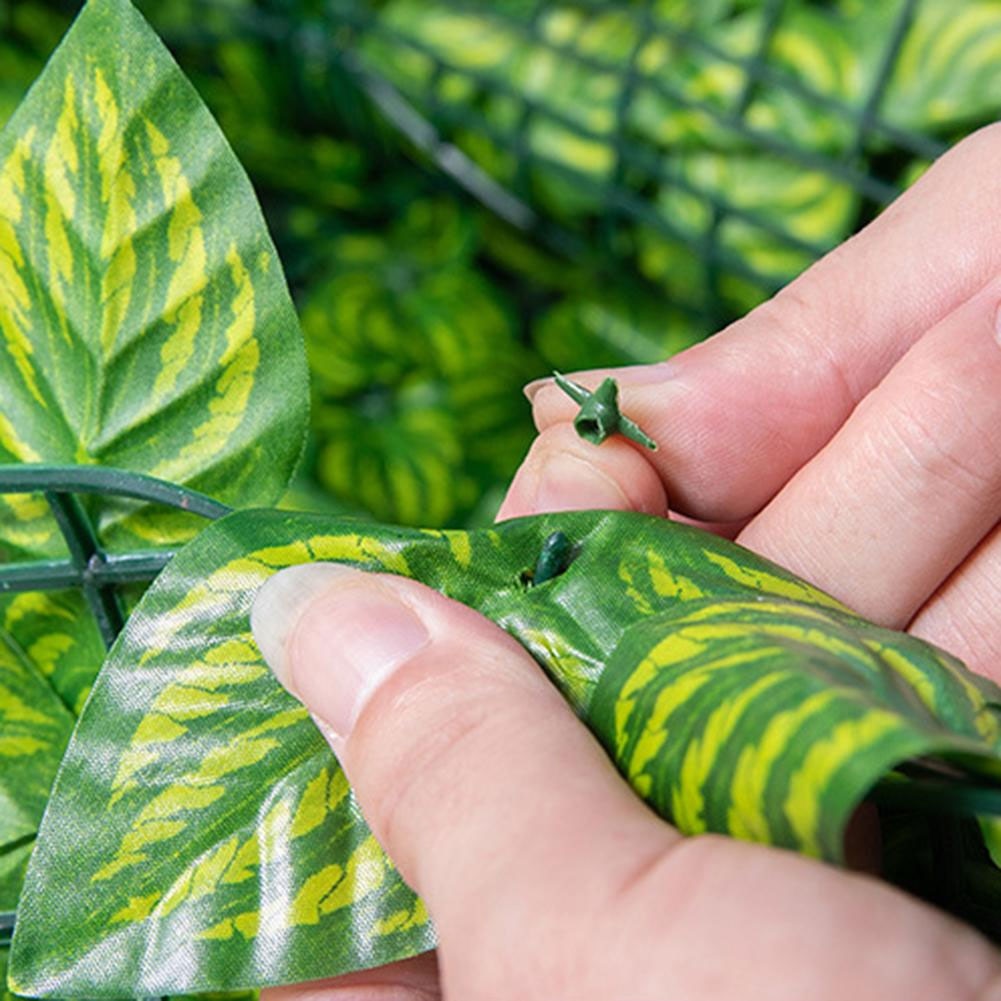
<box><xmin>532</xmin><ymin>530</ymin><xmax>575</xmax><ymax>585</ymax></box>
<box><xmin>552</xmin><ymin>372</ymin><xmax>658</xmax><ymax>450</ymax></box>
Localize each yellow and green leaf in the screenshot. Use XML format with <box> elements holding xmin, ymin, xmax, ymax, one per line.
<box><xmin>0</xmin><ymin>0</ymin><xmax>310</xmax><ymax>968</ymax></box>
<box><xmin>12</xmin><ymin>507</ymin><xmax>1001</xmax><ymax>996</ymax></box>
<box><xmin>0</xmin><ymin>0</ymin><xmax>308</xmax><ymax>555</ymax></box>
<box><xmin>0</xmin><ymin>626</ymin><xmax>73</xmax><ymax>855</ymax></box>
<box><xmin>589</xmin><ymin>598</ymin><xmax>1001</xmax><ymax>860</ymax></box>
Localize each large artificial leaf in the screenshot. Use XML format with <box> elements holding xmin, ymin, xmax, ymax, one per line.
<box><xmin>12</xmin><ymin>508</ymin><xmax>1001</xmax><ymax>997</ymax></box>
<box><xmin>0</xmin><ymin>0</ymin><xmax>310</xmax><ymax>957</ymax></box>
<box><xmin>590</xmin><ymin>599</ymin><xmax>1001</xmax><ymax>859</ymax></box>
<box><xmin>0</xmin><ymin>0</ymin><xmax>308</xmax><ymax>555</ymax></box>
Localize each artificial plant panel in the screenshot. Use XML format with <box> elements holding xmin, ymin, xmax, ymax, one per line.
<box><xmin>0</xmin><ymin>0</ymin><xmax>309</xmax><ymax>555</ymax></box>
<box><xmin>12</xmin><ymin>508</ymin><xmax>1001</xmax><ymax>997</ymax></box>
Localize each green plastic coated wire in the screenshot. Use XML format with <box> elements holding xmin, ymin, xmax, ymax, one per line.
<box><xmin>0</xmin><ymin>464</ymin><xmax>231</xmax><ymax>648</ymax></box>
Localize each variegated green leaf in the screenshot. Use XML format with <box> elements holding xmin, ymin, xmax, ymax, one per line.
<box><xmin>302</xmin><ymin>203</ymin><xmax>531</xmax><ymax>526</ymax></box>
<box><xmin>0</xmin><ymin>590</ymin><xmax>104</xmax><ymax>716</ymax></box>
<box><xmin>590</xmin><ymin>598</ymin><xmax>1001</xmax><ymax>860</ymax></box>
<box><xmin>0</xmin><ymin>0</ymin><xmax>308</xmax><ymax>555</ymax></box>
<box><xmin>885</xmin><ymin>0</ymin><xmax>1001</xmax><ymax>132</ymax></box>
<box><xmin>0</xmin><ymin>626</ymin><xmax>73</xmax><ymax>848</ymax></box>
<box><xmin>12</xmin><ymin>508</ymin><xmax>1001</xmax><ymax>996</ymax></box>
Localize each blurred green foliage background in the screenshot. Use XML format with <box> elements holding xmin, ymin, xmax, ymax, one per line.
<box><xmin>3</xmin><ymin>0</ymin><xmax>1000</xmax><ymax>527</ymax></box>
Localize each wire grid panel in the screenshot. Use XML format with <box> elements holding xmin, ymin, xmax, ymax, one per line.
<box><xmin>0</xmin><ymin>466</ymin><xmax>229</xmax><ymax>649</ymax></box>
<box><xmin>314</xmin><ymin>0</ymin><xmax>1001</xmax><ymax>333</ymax></box>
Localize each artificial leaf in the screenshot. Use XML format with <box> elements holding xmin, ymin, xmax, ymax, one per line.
<box><xmin>884</xmin><ymin>0</ymin><xmax>1001</xmax><ymax>132</ymax></box>
<box><xmin>0</xmin><ymin>627</ymin><xmax>73</xmax><ymax>850</ymax></box>
<box><xmin>0</xmin><ymin>590</ymin><xmax>105</xmax><ymax>716</ymax></box>
<box><xmin>590</xmin><ymin>599</ymin><xmax>1001</xmax><ymax>860</ymax></box>
<box><xmin>12</xmin><ymin>508</ymin><xmax>1001</xmax><ymax>997</ymax></box>
<box><xmin>0</xmin><ymin>0</ymin><xmax>308</xmax><ymax>556</ymax></box>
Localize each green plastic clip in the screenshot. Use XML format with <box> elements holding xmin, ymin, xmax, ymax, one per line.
<box><xmin>552</xmin><ymin>372</ymin><xmax>657</xmax><ymax>450</ymax></box>
<box><xmin>532</xmin><ymin>530</ymin><xmax>575</xmax><ymax>585</ymax></box>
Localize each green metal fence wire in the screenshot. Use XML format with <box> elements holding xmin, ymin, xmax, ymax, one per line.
<box><xmin>0</xmin><ymin>466</ymin><xmax>230</xmax><ymax>649</ymax></box>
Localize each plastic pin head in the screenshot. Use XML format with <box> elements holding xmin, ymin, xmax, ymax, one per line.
<box><xmin>532</xmin><ymin>530</ymin><xmax>575</xmax><ymax>585</ymax></box>
<box><xmin>552</xmin><ymin>372</ymin><xmax>657</xmax><ymax>450</ymax></box>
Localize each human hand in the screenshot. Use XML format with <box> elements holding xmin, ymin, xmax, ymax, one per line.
<box><xmin>251</xmin><ymin>126</ymin><xmax>1001</xmax><ymax>999</ymax></box>
<box><xmin>250</xmin><ymin>561</ymin><xmax>1001</xmax><ymax>1001</ymax></box>
<box><xmin>502</xmin><ymin>125</ymin><xmax>1001</xmax><ymax>686</ymax></box>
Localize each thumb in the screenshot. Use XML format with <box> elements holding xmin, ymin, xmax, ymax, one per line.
<box><xmin>250</xmin><ymin>563</ymin><xmax>675</xmax><ymax>989</ymax></box>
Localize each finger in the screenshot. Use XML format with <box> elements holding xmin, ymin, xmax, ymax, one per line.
<box><xmin>496</xmin><ymin>422</ymin><xmax>668</xmax><ymax>520</ymax></box>
<box><xmin>910</xmin><ymin>523</ymin><xmax>1001</xmax><ymax>685</ymax></box>
<box><xmin>529</xmin><ymin>125</ymin><xmax>1001</xmax><ymax>523</ymax></box>
<box><xmin>736</xmin><ymin>280</ymin><xmax>1001</xmax><ymax>627</ymax></box>
<box><xmin>251</xmin><ymin>563</ymin><xmax>677</xmax><ymax>987</ymax></box>
<box><xmin>260</xmin><ymin>953</ymin><xmax>440</xmax><ymax>1001</ymax></box>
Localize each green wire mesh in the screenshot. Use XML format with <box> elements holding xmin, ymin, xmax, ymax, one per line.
<box><xmin>0</xmin><ymin>466</ymin><xmax>230</xmax><ymax>650</ymax></box>
<box><xmin>343</xmin><ymin>0</ymin><xmax>939</xmax><ymax>325</ymax></box>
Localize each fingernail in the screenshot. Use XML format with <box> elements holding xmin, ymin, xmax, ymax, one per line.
<box><xmin>533</xmin><ymin>453</ymin><xmax>630</xmax><ymax>513</ymax></box>
<box><xmin>251</xmin><ymin>563</ymin><xmax>430</xmax><ymax>739</ymax></box>
<box><xmin>523</xmin><ymin>376</ymin><xmax>551</xmax><ymax>402</ymax></box>
<box><xmin>524</xmin><ymin>362</ymin><xmax>674</xmax><ymax>403</ymax></box>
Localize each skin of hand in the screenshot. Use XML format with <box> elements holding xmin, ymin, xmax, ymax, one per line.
<box><xmin>250</xmin><ymin>125</ymin><xmax>1001</xmax><ymax>1000</ymax></box>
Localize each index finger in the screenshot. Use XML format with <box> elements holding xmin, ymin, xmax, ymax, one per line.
<box><xmin>529</xmin><ymin>125</ymin><xmax>1001</xmax><ymax>523</ymax></box>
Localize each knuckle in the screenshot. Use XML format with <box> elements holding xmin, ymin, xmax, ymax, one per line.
<box><xmin>757</xmin><ymin>279</ymin><xmax>859</xmax><ymax>411</ymax></box>
<box><xmin>879</xmin><ymin>387</ymin><xmax>1000</xmax><ymax>505</ymax></box>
